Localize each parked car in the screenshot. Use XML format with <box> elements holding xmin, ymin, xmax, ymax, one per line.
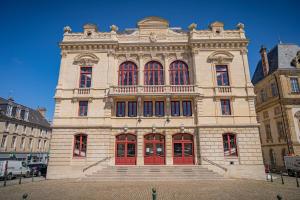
<box><xmin>284</xmin><ymin>155</ymin><xmax>300</xmax><ymax>176</ymax></box>
<box><xmin>0</xmin><ymin>160</ymin><xmax>30</xmax><ymax>180</ymax></box>
<box><xmin>27</xmin><ymin>163</ymin><xmax>47</xmax><ymax>177</ymax></box>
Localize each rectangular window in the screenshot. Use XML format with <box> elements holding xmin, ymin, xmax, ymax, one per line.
<box><xmin>260</xmin><ymin>90</ymin><xmax>267</xmax><ymax>102</ymax></box>
<box><xmin>277</xmin><ymin>121</ymin><xmax>285</xmax><ymax>139</ymax></box>
<box><xmin>43</xmin><ymin>140</ymin><xmax>47</xmax><ymax>151</ymax></box>
<box><xmin>74</xmin><ymin>134</ymin><xmax>87</xmax><ymax>157</ymax></box>
<box><xmin>223</xmin><ymin>134</ymin><xmax>238</xmax><ymax>156</ymax></box>
<box><xmin>265</xmin><ymin>124</ymin><xmax>272</xmax><ymax>140</ymax></box>
<box><xmin>11</xmin><ymin>136</ymin><xmax>17</xmax><ymax>148</ymax></box>
<box><xmin>23</xmin><ymin>125</ymin><xmax>26</xmax><ymax>133</ymax></box>
<box><xmin>38</xmin><ymin>139</ymin><xmax>41</xmax><ymax>150</ymax></box>
<box><xmin>128</xmin><ymin>101</ymin><xmax>137</xmax><ymax>117</ymax></box>
<box><xmin>221</xmin><ymin>99</ymin><xmax>231</xmax><ymax>115</ymax></box>
<box><xmin>143</xmin><ymin>101</ymin><xmax>153</xmax><ymax>117</ymax></box>
<box><xmin>216</xmin><ymin>65</ymin><xmax>229</xmax><ymax>86</ymax></box>
<box><xmin>271</xmin><ymin>83</ymin><xmax>278</xmax><ymax>97</ymax></box>
<box><xmin>20</xmin><ymin>110</ymin><xmax>25</xmax><ymax>119</ymax></box>
<box><xmin>182</xmin><ymin>101</ymin><xmax>192</xmax><ymax>116</ymax></box>
<box><xmin>79</xmin><ymin>67</ymin><xmax>92</xmax><ymax>88</ymax></box>
<box><xmin>29</xmin><ymin>138</ymin><xmax>33</xmax><ymax>150</ymax></box>
<box><xmin>1</xmin><ymin>135</ymin><xmax>7</xmax><ymax>148</ymax></box>
<box><xmin>79</xmin><ymin>101</ymin><xmax>88</xmax><ymax>116</ymax></box>
<box><xmin>290</xmin><ymin>78</ymin><xmax>300</xmax><ymax>93</ymax></box>
<box><xmin>171</xmin><ymin>101</ymin><xmax>180</xmax><ymax>116</ymax></box>
<box><xmin>155</xmin><ymin>101</ymin><xmax>165</xmax><ymax>117</ymax></box>
<box><xmin>116</xmin><ymin>102</ymin><xmax>125</xmax><ymax>117</ymax></box>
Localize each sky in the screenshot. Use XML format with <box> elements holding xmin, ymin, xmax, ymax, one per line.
<box><xmin>0</xmin><ymin>0</ymin><xmax>299</xmax><ymax>121</ymax></box>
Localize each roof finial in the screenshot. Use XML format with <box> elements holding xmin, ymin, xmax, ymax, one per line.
<box><xmin>278</xmin><ymin>34</ymin><xmax>282</xmax><ymax>44</ymax></box>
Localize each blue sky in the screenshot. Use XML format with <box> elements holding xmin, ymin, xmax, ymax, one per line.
<box><xmin>0</xmin><ymin>0</ymin><xmax>299</xmax><ymax>120</ymax></box>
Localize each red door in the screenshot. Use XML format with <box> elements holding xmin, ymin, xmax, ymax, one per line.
<box><xmin>173</xmin><ymin>133</ymin><xmax>194</xmax><ymax>165</ymax></box>
<box><xmin>144</xmin><ymin>134</ymin><xmax>165</xmax><ymax>165</ymax></box>
<box><xmin>115</xmin><ymin>134</ymin><xmax>136</xmax><ymax>165</ymax></box>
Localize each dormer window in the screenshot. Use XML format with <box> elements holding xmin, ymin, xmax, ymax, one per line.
<box><xmin>6</xmin><ymin>105</ymin><xmax>12</xmax><ymax>116</ymax></box>
<box><xmin>12</xmin><ymin>107</ymin><xmax>17</xmax><ymax>117</ymax></box>
<box><xmin>24</xmin><ymin>109</ymin><xmax>29</xmax><ymax>121</ymax></box>
<box><xmin>20</xmin><ymin>110</ymin><xmax>25</xmax><ymax>120</ymax></box>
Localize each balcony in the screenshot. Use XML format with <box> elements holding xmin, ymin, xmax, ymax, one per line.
<box><xmin>109</xmin><ymin>85</ymin><xmax>198</xmax><ymax>96</ymax></box>
<box><xmin>214</xmin><ymin>86</ymin><xmax>232</xmax><ymax>96</ymax></box>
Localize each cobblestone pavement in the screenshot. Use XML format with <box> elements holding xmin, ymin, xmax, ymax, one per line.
<box><xmin>0</xmin><ymin>176</ymin><xmax>300</xmax><ymax>200</ymax></box>
<box><xmin>0</xmin><ymin>176</ymin><xmax>45</xmax><ymax>187</ymax></box>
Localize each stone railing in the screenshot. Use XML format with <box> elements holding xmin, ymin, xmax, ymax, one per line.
<box><xmin>214</xmin><ymin>86</ymin><xmax>232</xmax><ymax>95</ymax></box>
<box><xmin>73</xmin><ymin>88</ymin><xmax>91</xmax><ymax>95</ymax></box>
<box><xmin>109</xmin><ymin>85</ymin><xmax>196</xmax><ymax>95</ymax></box>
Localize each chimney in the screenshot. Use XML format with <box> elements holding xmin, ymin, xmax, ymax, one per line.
<box><xmin>260</xmin><ymin>45</ymin><xmax>270</xmax><ymax>76</ymax></box>
<box><xmin>37</xmin><ymin>107</ymin><xmax>46</xmax><ymax>118</ymax></box>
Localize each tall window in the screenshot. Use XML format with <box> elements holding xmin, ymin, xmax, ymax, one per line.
<box><xmin>171</xmin><ymin>101</ymin><xmax>180</xmax><ymax>116</ymax></box>
<box><xmin>1</xmin><ymin>135</ymin><xmax>7</xmax><ymax>148</ymax></box>
<box><xmin>78</xmin><ymin>101</ymin><xmax>88</xmax><ymax>116</ymax></box>
<box><xmin>223</xmin><ymin>133</ymin><xmax>237</xmax><ymax>156</ymax></box>
<box><xmin>20</xmin><ymin>137</ymin><xmax>25</xmax><ymax>149</ymax></box>
<box><xmin>118</xmin><ymin>61</ymin><xmax>138</xmax><ymax>86</ymax></box>
<box><xmin>265</xmin><ymin>124</ymin><xmax>272</xmax><ymax>141</ymax></box>
<box><xmin>182</xmin><ymin>101</ymin><xmax>192</xmax><ymax>116</ymax></box>
<box><xmin>276</xmin><ymin>121</ymin><xmax>285</xmax><ymax>140</ymax></box>
<box><xmin>271</xmin><ymin>83</ymin><xmax>278</xmax><ymax>97</ymax></box>
<box><xmin>155</xmin><ymin>101</ymin><xmax>165</xmax><ymax>117</ymax></box>
<box><xmin>144</xmin><ymin>61</ymin><xmax>164</xmax><ymax>85</ymax></box>
<box><xmin>116</xmin><ymin>102</ymin><xmax>125</xmax><ymax>117</ymax></box>
<box><xmin>290</xmin><ymin>78</ymin><xmax>300</xmax><ymax>93</ymax></box>
<box><xmin>269</xmin><ymin>149</ymin><xmax>276</xmax><ymax>167</ymax></box>
<box><xmin>128</xmin><ymin>101</ymin><xmax>137</xmax><ymax>117</ymax></box>
<box><xmin>216</xmin><ymin>65</ymin><xmax>229</xmax><ymax>86</ymax></box>
<box><xmin>11</xmin><ymin>136</ymin><xmax>17</xmax><ymax>148</ymax></box>
<box><xmin>73</xmin><ymin>134</ymin><xmax>87</xmax><ymax>157</ymax></box>
<box><xmin>221</xmin><ymin>99</ymin><xmax>231</xmax><ymax>115</ymax></box>
<box><xmin>79</xmin><ymin>67</ymin><xmax>92</xmax><ymax>88</ymax></box>
<box><xmin>29</xmin><ymin>138</ymin><xmax>33</xmax><ymax>150</ymax></box>
<box><xmin>20</xmin><ymin>110</ymin><xmax>25</xmax><ymax>119</ymax></box>
<box><xmin>169</xmin><ymin>61</ymin><xmax>189</xmax><ymax>85</ymax></box>
<box><xmin>144</xmin><ymin>101</ymin><xmax>153</xmax><ymax>117</ymax></box>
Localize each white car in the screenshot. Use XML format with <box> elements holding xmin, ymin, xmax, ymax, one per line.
<box><xmin>284</xmin><ymin>156</ymin><xmax>300</xmax><ymax>176</ymax></box>
<box><xmin>0</xmin><ymin>160</ymin><xmax>31</xmax><ymax>180</ymax></box>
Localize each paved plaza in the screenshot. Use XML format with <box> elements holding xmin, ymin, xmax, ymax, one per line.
<box><xmin>1</xmin><ymin>175</ymin><xmax>300</xmax><ymax>200</ymax></box>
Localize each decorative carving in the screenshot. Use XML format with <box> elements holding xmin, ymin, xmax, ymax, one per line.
<box><xmin>291</xmin><ymin>51</ymin><xmax>300</xmax><ymax>68</ymax></box>
<box><xmin>110</xmin><ymin>24</ymin><xmax>119</xmax><ymax>32</ymax></box>
<box><xmin>63</xmin><ymin>26</ymin><xmax>72</xmax><ymax>33</ymax></box>
<box><xmin>73</xmin><ymin>53</ymin><xmax>99</xmax><ymax>65</ymax></box>
<box><xmin>294</xmin><ymin>111</ymin><xmax>300</xmax><ymax>119</ymax></box>
<box><xmin>149</xmin><ymin>32</ymin><xmax>157</xmax><ymax>43</ymax></box>
<box><xmin>207</xmin><ymin>51</ymin><xmax>234</xmax><ymax>63</ymax></box>
<box><xmin>236</xmin><ymin>23</ymin><xmax>245</xmax><ymax>31</ymax></box>
<box><xmin>188</xmin><ymin>23</ymin><xmax>197</xmax><ymax>31</ymax></box>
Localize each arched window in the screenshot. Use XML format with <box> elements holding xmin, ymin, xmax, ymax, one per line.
<box><xmin>144</xmin><ymin>61</ymin><xmax>164</xmax><ymax>85</ymax></box>
<box><xmin>118</xmin><ymin>61</ymin><xmax>138</xmax><ymax>86</ymax></box>
<box><xmin>169</xmin><ymin>61</ymin><xmax>189</xmax><ymax>85</ymax></box>
<box><xmin>222</xmin><ymin>133</ymin><xmax>237</xmax><ymax>156</ymax></box>
<box><xmin>73</xmin><ymin>134</ymin><xmax>87</xmax><ymax>157</ymax></box>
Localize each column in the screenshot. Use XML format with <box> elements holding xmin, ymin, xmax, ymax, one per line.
<box><xmin>137</xmin><ymin>131</ymin><xmax>144</xmax><ymax>165</ymax></box>
<box><xmin>163</xmin><ymin>54</ymin><xmax>170</xmax><ymax>85</ymax></box>
<box><xmin>138</xmin><ymin>54</ymin><xmax>144</xmax><ymax>86</ymax></box>
<box><xmin>240</xmin><ymin>49</ymin><xmax>252</xmax><ymax>87</ymax></box>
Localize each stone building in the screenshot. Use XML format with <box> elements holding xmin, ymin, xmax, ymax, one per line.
<box><xmin>0</xmin><ymin>97</ymin><xmax>52</xmax><ymax>163</ymax></box>
<box><xmin>252</xmin><ymin>43</ymin><xmax>300</xmax><ymax>170</ymax></box>
<box><xmin>47</xmin><ymin>17</ymin><xmax>264</xmax><ymax>179</ymax></box>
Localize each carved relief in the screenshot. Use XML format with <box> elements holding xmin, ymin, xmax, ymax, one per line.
<box><xmin>291</xmin><ymin>51</ymin><xmax>300</xmax><ymax>68</ymax></box>
<box><xmin>207</xmin><ymin>51</ymin><xmax>234</xmax><ymax>63</ymax></box>
<box><xmin>73</xmin><ymin>53</ymin><xmax>99</xmax><ymax>65</ymax></box>
<box><xmin>149</xmin><ymin>32</ymin><xmax>157</xmax><ymax>43</ymax></box>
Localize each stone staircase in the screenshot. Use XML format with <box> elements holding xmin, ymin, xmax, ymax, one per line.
<box><xmin>83</xmin><ymin>165</ymin><xmax>226</xmax><ymax>181</ymax></box>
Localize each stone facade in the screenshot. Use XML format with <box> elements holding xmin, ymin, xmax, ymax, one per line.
<box><xmin>47</xmin><ymin>17</ymin><xmax>264</xmax><ymax>179</ymax></box>
<box><xmin>252</xmin><ymin>44</ymin><xmax>300</xmax><ymax>171</ymax></box>
<box><xmin>0</xmin><ymin>97</ymin><xmax>52</xmax><ymax>163</ymax></box>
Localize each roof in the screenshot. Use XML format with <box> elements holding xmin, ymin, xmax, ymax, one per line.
<box><xmin>0</xmin><ymin>97</ymin><xmax>51</xmax><ymax>128</ymax></box>
<box><xmin>252</xmin><ymin>43</ymin><xmax>300</xmax><ymax>85</ymax></box>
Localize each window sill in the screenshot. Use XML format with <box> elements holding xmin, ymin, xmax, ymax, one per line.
<box><xmin>72</xmin><ymin>156</ymin><xmax>87</xmax><ymax>159</ymax></box>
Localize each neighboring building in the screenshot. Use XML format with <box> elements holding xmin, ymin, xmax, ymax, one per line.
<box><xmin>0</xmin><ymin>97</ymin><xmax>52</xmax><ymax>163</ymax></box>
<box><xmin>252</xmin><ymin>43</ymin><xmax>300</xmax><ymax>170</ymax></box>
<box><xmin>47</xmin><ymin>17</ymin><xmax>264</xmax><ymax>179</ymax></box>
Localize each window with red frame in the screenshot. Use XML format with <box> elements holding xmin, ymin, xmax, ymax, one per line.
<box><xmin>223</xmin><ymin>133</ymin><xmax>237</xmax><ymax>156</ymax></box>
<box><xmin>171</xmin><ymin>101</ymin><xmax>180</xmax><ymax>116</ymax></box>
<box><xmin>182</xmin><ymin>101</ymin><xmax>192</xmax><ymax>116</ymax></box>
<box><xmin>116</xmin><ymin>102</ymin><xmax>125</xmax><ymax>117</ymax></box>
<box><xmin>73</xmin><ymin>134</ymin><xmax>87</xmax><ymax>157</ymax></box>
<box><xmin>79</xmin><ymin>101</ymin><xmax>88</xmax><ymax>116</ymax></box>
<box><xmin>216</xmin><ymin>65</ymin><xmax>229</xmax><ymax>86</ymax></box>
<box><xmin>144</xmin><ymin>61</ymin><xmax>164</xmax><ymax>85</ymax></box>
<box><xmin>79</xmin><ymin>67</ymin><xmax>92</xmax><ymax>88</ymax></box>
<box><xmin>144</xmin><ymin>101</ymin><xmax>153</xmax><ymax>117</ymax></box>
<box><xmin>170</xmin><ymin>61</ymin><xmax>189</xmax><ymax>85</ymax></box>
<box><xmin>118</xmin><ymin>61</ymin><xmax>138</xmax><ymax>86</ymax></box>
<box><xmin>221</xmin><ymin>99</ymin><xmax>231</xmax><ymax>115</ymax></box>
<box><xmin>128</xmin><ymin>101</ymin><xmax>137</xmax><ymax>117</ymax></box>
<box><xmin>155</xmin><ymin>101</ymin><xmax>164</xmax><ymax>117</ymax></box>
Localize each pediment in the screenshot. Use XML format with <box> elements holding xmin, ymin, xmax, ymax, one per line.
<box><xmin>73</xmin><ymin>53</ymin><xmax>99</xmax><ymax>65</ymax></box>
<box><xmin>137</xmin><ymin>16</ymin><xmax>169</xmax><ymax>29</ymax></box>
<box><xmin>207</xmin><ymin>51</ymin><xmax>234</xmax><ymax>63</ymax></box>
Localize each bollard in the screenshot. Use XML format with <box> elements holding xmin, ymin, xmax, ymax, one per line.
<box><xmin>152</xmin><ymin>188</ymin><xmax>157</xmax><ymax>200</ymax></box>
<box><xmin>22</xmin><ymin>193</ymin><xmax>28</xmax><ymax>200</ymax></box>
<box><xmin>3</xmin><ymin>174</ymin><xmax>7</xmax><ymax>187</ymax></box>
<box><xmin>32</xmin><ymin>172</ymin><xmax>34</xmax><ymax>182</ymax></box>
<box><xmin>295</xmin><ymin>172</ymin><xmax>299</xmax><ymax>188</ymax></box>
<box><xmin>19</xmin><ymin>171</ymin><xmax>22</xmax><ymax>184</ymax></box>
<box><xmin>280</xmin><ymin>171</ymin><xmax>284</xmax><ymax>185</ymax></box>
<box><xmin>276</xmin><ymin>194</ymin><xmax>282</xmax><ymax>200</ymax></box>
